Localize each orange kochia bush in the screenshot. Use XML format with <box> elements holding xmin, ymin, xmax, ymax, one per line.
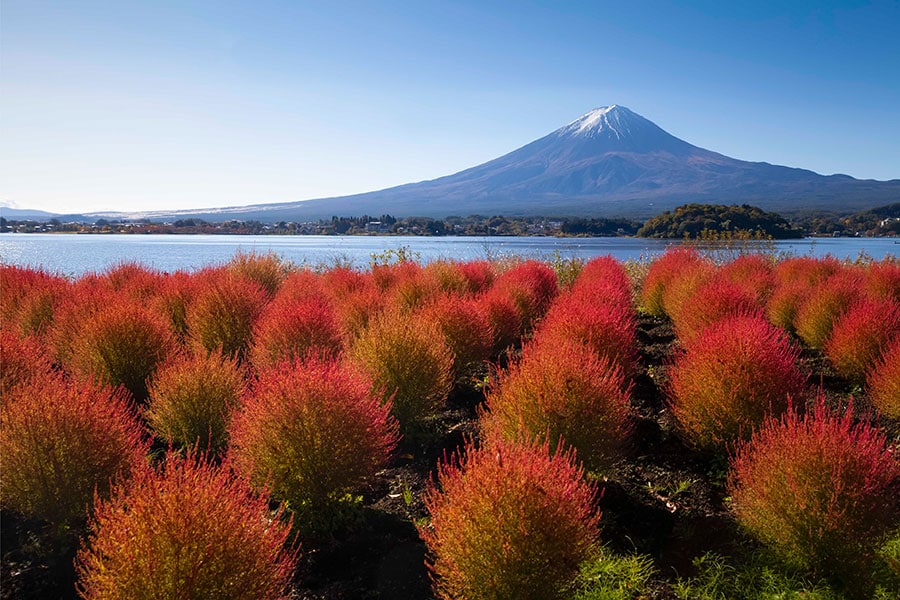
<box><xmin>229</xmin><ymin>357</ymin><xmax>398</xmax><ymax>521</ymax></box>
<box><xmin>0</xmin><ymin>329</ymin><xmax>54</xmax><ymax>398</ymax></box>
<box><xmin>0</xmin><ymin>374</ymin><xmax>147</xmax><ymax>533</ymax></box>
<box><xmin>186</xmin><ymin>271</ymin><xmax>270</xmax><ymax>359</ymax></box>
<box><xmin>418</xmin><ymin>294</ymin><xmax>494</xmax><ymax>379</ymax></box>
<box><xmin>420</xmin><ymin>436</ymin><xmax>600</xmax><ymax>600</ymax></box>
<box><xmin>794</xmin><ymin>269</ymin><xmax>865</xmax><ymax>349</ymax></box>
<box><xmin>640</xmin><ymin>247</ymin><xmax>706</xmax><ymax>317</ymax></box>
<box><xmin>482</xmin><ymin>336</ymin><xmax>631</xmax><ymax>472</ymax></box>
<box><xmin>824</xmin><ymin>298</ymin><xmax>900</xmax><ymax>383</ymax></box>
<box><xmin>729</xmin><ymin>399</ymin><xmax>900</xmax><ymax>584</ymax></box>
<box><xmin>867</xmin><ymin>337</ymin><xmax>900</xmax><ymax>419</ymax></box>
<box><xmin>76</xmin><ymin>451</ymin><xmax>298</xmax><ymax>600</ymax></box>
<box><xmin>668</xmin><ymin>314</ymin><xmax>807</xmax><ymax>451</ymax></box>
<box><xmin>250</xmin><ymin>295</ymin><xmax>344</xmax><ymax>369</ymax></box>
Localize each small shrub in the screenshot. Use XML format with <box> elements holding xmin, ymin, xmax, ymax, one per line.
<box><xmin>639</xmin><ymin>247</ymin><xmax>705</xmax><ymax>316</ymax></box>
<box><xmin>419</xmin><ymin>436</ymin><xmax>600</xmax><ymax>600</ymax></box>
<box><xmin>0</xmin><ymin>265</ymin><xmax>68</xmax><ymax>337</ymax></box>
<box><xmin>766</xmin><ymin>278</ymin><xmax>811</xmax><ymax>334</ymax></box>
<box><xmin>491</xmin><ymin>260</ymin><xmax>559</xmax><ymax>333</ymax></box>
<box><xmin>795</xmin><ymin>270</ymin><xmax>865</xmax><ymax>349</ymax></box>
<box><xmin>670</xmin><ymin>274</ymin><xmax>762</xmax><ymax>342</ymax></box>
<box><xmin>478</xmin><ymin>287</ymin><xmax>523</xmax><ymax>355</ymax></box>
<box><xmin>153</xmin><ymin>270</ymin><xmax>195</xmax><ymax>338</ymax></box>
<box><xmin>0</xmin><ymin>374</ymin><xmax>147</xmax><ymax>535</ymax></box>
<box><xmin>825</xmin><ymin>299</ymin><xmax>900</xmax><ymax>383</ymax></box>
<box><xmin>186</xmin><ymin>271</ymin><xmax>270</xmax><ymax>359</ymax></box>
<box><xmin>720</xmin><ymin>253</ymin><xmax>776</xmax><ymax>305</ymax></box>
<box><xmin>482</xmin><ymin>337</ymin><xmax>631</xmax><ymax>472</ymax></box>
<box><xmin>868</xmin><ymin>338</ymin><xmax>900</xmax><ymax>419</ymax></box>
<box><xmin>660</xmin><ymin>260</ymin><xmax>715</xmax><ymax>325</ymax></box>
<box><xmin>229</xmin><ymin>357</ymin><xmax>398</xmax><ymax>530</ymax></box>
<box><xmin>423</xmin><ymin>260</ymin><xmax>472</xmax><ymax>296</ymax></box>
<box><xmin>668</xmin><ymin>314</ymin><xmax>807</xmax><ymax>451</ymax></box>
<box><xmin>457</xmin><ymin>260</ymin><xmax>496</xmax><ymax>294</ymax></box>
<box><xmin>226</xmin><ymin>250</ymin><xmax>286</xmax><ymax>297</ymax></box>
<box><xmin>865</xmin><ymin>260</ymin><xmax>900</xmax><ymax>303</ymax></box>
<box><xmin>145</xmin><ymin>350</ymin><xmax>245</xmax><ymax>453</ymax></box>
<box><xmin>729</xmin><ymin>399</ymin><xmax>900</xmax><ymax>589</ymax></box>
<box><xmin>101</xmin><ymin>261</ymin><xmax>164</xmax><ymax>301</ymax></box>
<box><xmin>774</xmin><ymin>256</ymin><xmax>841</xmax><ymax>287</ymax></box>
<box><xmin>418</xmin><ymin>294</ymin><xmax>494</xmax><ymax>379</ymax></box>
<box><xmin>76</xmin><ymin>450</ymin><xmax>298</xmax><ymax>600</ymax></box>
<box><xmin>573</xmin><ymin>548</ymin><xmax>656</xmax><ymax>600</ymax></box>
<box><xmin>572</xmin><ymin>255</ymin><xmax>634</xmax><ymax>308</ymax></box>
<box><xmin>350</xmin><ymin>308</ymin><xmax>454</xmax><ymax>434</ymax></box>
<box><xmin>534</xmin><ymin>294</ymin><xmax>637</xmax><ymax>377</ymax></box>
<box><xmin>0</xmin><ymin>330</ymin><xmax>53</xmax><ymax>398</ymax></box>
<box><xmin>250</xmin><ymin>296</ymin><xmax>344</xmax><ymax>369</ymax></box>
<box><xmin>63</xmin><ymin>296</ymin><xmax>174</xmax><ymax>401</ymax></box>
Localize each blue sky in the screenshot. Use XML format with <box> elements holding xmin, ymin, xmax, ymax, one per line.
<box><xmin>2</xmin><ymin>0</ymin><xmax>899</xmax><ymax>214</ymax></box>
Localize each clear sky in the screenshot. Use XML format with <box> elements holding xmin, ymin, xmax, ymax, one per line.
<box><xmin>2</xmin><ymin>0</ymin><xmax>899</xmax><ymax>214</ymax></box>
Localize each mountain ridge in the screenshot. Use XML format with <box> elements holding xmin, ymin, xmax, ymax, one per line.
<box><xmin>6</xmin><ymin>105</ymin><xmax>899</xmax><ymax>222</ymax></box>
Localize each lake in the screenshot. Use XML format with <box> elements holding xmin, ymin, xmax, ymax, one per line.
<box><xmin>0</xmin><ymin>233</ymin><xmax>897</xmax><ymax>277</ymax></box>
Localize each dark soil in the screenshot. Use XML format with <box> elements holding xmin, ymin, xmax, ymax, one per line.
<box><xmin>0</xmin><ymin>314</ymin><xmax>887</xmax><ymax>599</ymax></box>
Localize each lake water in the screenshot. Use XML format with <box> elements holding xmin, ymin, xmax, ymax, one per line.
<box><xmin>0</xmin><ymin>233</ymin><xmax>897</xmax><ymax>277</ymax></box>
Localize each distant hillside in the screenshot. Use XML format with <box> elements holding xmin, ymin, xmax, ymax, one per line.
<box><xmin>636</xmin><ymin>203</ymin><xmax>803</xmax><ymax>239</ymax></box>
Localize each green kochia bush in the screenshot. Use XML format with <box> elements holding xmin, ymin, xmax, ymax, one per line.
<box><xmin>419</xmin><ymin>436</ymin><xmax>600</xmax><ymax>600</ymax></box>
<box><xmin>668</xmin><ymin>314</ymin><xmax>807</xmax><ymax>451</ymax></box>
<box><xmin>482</xmin><ymin>336</ymin><xmax>631</xmax><ymax>473</ymax></box>
<box><xmin>0</xmin><ymin>374</ymin><xmax>147</xmax><ymax>536</ymax></box>
<box><xmin>728</xmin><ymin>399</ymin><xmax>900</xmax><ymax>592</ymax></box>
<box><xmin>350</xmin><ymin>307</ymin><xmax>454</xmax><ymax>434</ymax></box>
<box><xmin>229</xmin><ymin>357</ymin><xmax>398</xmax><ymax>531</ymax></box>
<box><xmin>76</xmin><ymin>450</ymin><xmax>298</xmax><ymax>600</ymax></box>
<box><xmin>145</xmin><ymin>350</ymin><xmax>246</xmax><ymax>453</ymax></box>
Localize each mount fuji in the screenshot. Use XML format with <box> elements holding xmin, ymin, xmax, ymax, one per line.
<box><xmin>80</xmin><ymin>105</ymin><xmax>900</xmax><ymax>222</ymax></box>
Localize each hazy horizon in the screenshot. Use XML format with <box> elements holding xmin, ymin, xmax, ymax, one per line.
<box><xmin>2</xmin><ymin>1</ymin><xmax>899</xmax><ymax>214</ymax></box>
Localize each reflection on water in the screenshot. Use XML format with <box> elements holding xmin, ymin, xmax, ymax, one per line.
<box><xmin>0</xmin><ymin>233</ymin><xmax>896</xmax><ymax>277</ymax></box>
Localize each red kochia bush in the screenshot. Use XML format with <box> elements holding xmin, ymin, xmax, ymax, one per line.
<box><xmin>225</xmin><ymin>250</ymin><xmax>286</xmax><ymax>297</ymax></box>
<box><xmin>0</xmin><ymin>330</ymin><xmax>53</xmax><ymax>398</ymax></box>
<box><xmin>824</xmin><ymin>298</ymin><xmax>900</xmax><ymax>383</ymax></box>
<box><xmin>490</xmin><ymin>260</ymin><xmax>559</xmax><ymax>333</ymax></box>
<box><xmin>640</xmin><ymin>247</ymin><xmax>706</xmax><ymax>317</ymax></box>
<box><xmin>482</xmin><ymin>337</ymin><xmax>631</xmax><ymax>472</ymax></box>
<box><xmin>418</xmin><ymin>294</ymin><xmax>494</xmax><ymax>379</ymax></box>
<box><xmin>534</xmin><ymin>294</ymin><xmax>637</xmax><ymax>377</ymax></box>
<box><xmin>668</xmin><ymin>314</ymin><xmax>807</xmax><ymax>450</ymax></box>
<box><xmin>729</xmin><ymin>400</ymin><xmax>900</xmax><ymax>583</ymax></box>
<box><xmin>145</xmin><ymin>350</ymin><xmax>246</xmax><ymax>453</ymax></box>
<box><xmin>76</xmin><ymin>451</ymin><xmax>298</xmax><ymax>600</ymax></box>
<box><xmin>249</xmin><ymin>295</ymin><xmax>344</xmax><ymax>369</ymax></box>
<box><xmin>794</xmin><ymin>269</ymin><xmax>865</xmax><ymax>349</ymax></box>
<box><xmin>670</xmin><ymin>274</ymin><xmax>763</xmax><ymax>342</ymax></box>
<box><xmin>63</xmin><ymin>296</ymin><xmax>174</xmax><ymax>401</ymax></box>
<box><xmin>419</xmin><ymin>436</ymin><xmax>600</xmax><ymax>600</ymax></box>
<box><xmin>570</xmin><ymin>255</ymin><xmax>634</xmax><ymax>309</ymax></box>
<box><xmin>720</xmin><ymin>253</ymin><xmax>776</xmax><ymax>305</ymax></box>
<box><xmin>0</xmin><ymin>265</ymin><xmax>68</xmax><ymax>337</ymax></box>
<box><xmin>867</xmin><ymin>338</ymin><xmax>900</xmax><ymax>419</ymax></box>
<box><xmin>186</xmin><ymin>271</ymin><xmax>270</xmax><ymax>359</ymax></box>
<box><xmin>457</xmin><ymin>260</ymin><xmax>496</xmax><ymax>294</ymax></box>
<box><xmin>101</xmin><ymin>261</ymin><xmax>164</xmax><ymax>301</ymax></box>
<box><xmin>864</xmin><ymin>260</ymin><xmax>900</xmax><ymax>303</ymax></box>
<box><xmin>478</xmin><ymin>287</ymin><xmax>524</xmax><ymax>355</ymax></box>
<box><xmin>230</xmin><ymin>357</ymin><xmax>398</xmax><ymax>524</ymax></box>
<box><xmin>0</xmin><ymin>374</ymin><xmax>146</xmax><ymax>533</ymax></box>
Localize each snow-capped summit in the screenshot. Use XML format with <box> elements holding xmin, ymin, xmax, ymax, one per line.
<box><xmin>562</xmin><ymin>104</ymin><xmax>633</xmax><ymax>137</ymax></box>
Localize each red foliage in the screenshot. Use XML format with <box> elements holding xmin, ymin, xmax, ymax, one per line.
<box><xmin>640</xmin><ymin>247</ymin><xmax>706</xmax><ymax>317</ymax></box>
<box><xmin>729</xmin><ymin>398</ymin><xmax>900</xmax><ymax>581</ymax></box>
<box><xmin>670</xmin><ymin>274</ymin><xmax>763</xmax><ymax>342</ymax></box>
<box><xmin>418</xmin><ymin>294</ymin><xmax>494</xmax><ymax>378</ymax></box>
<box><xmin>100</xmin><ymin>261</ymin><xmax>164</xmax><ymax>301</ymax></box>
<box><xmin>794</xmin><ymin>269</ymin><xmax>866</xmax><ymax>349</ymax></box>
<box><xmin>225</xmin><ymin>250</ymin><xmax>286</xmax><ymax>297</ymax></box>
<box><xmin>186</xmin><ymin>271</ymin><xmax>270</xmax><ymax>359</ymax></box>
<box><xmin>0</xmin><ymin>374</ymin><xmax>147</xmax><ymax>532</ymax></box>
<box><xmin>0</xmin><ymin>265</ymin><xmax>68</xmax><ymax>337</ymax></box>
<box><xmin>420</xmin><ymin>436</ymin><xmax>600</xmax><ymax>600</ymax></box>
<box><xmin>668</xmin><ymin>314</ymin><xmax>807</xmax><ymax>450</ymax></box>
<box><xmin>250</xmin><ymin>296</ymin><xmax>344</xmax><ymax>369</ymax></box>
<box><xmin>477</xmin><ymin>288</ymin><xmax>523</xmax><ymax>356</ymax></box>
<box><xmin>457</xmin><ymin>260</ymin><xmax>496</xmax><ymax>294</ymax></box>
<box><xmin>152</xmin><ymin>270</ymin><xmax>195</xmax><ymax>338</ymax></box>
<box><xmin>765</xmin><ymin>278</ymin><xmax>812</xmax><ymax>334</ymax></box>
<box><xmin>230</xmin><ymin>357</ymin><xmax>398</xmax><ymax>522</ymax></box>
<box><xmin>63</xmin><ymin>295</ymin><xmax>174</xmax><ymax>401</ymax></box>
<box><xmin>534</xmin><ymin>292</ymin><xmax>637</xmax><ymax>376</ymax></box>
<box><xmin>774</xmin><ymin>256</ymin><xmax>841</xmax><ymax>287</ymax></box>
<box><xmin>720</xmin><ymin>254</ymin><xmax>776</xmax><ymax>305</ymax></box>
<box><xmin>0</xmin><ymin>330</ymin><xmax>54</xmax><ymax>398</ymax></box>
<box><xmin>482</xmin><ymin>336</ymin><xmax>631</xmax><ymax>472</ymax></box>
<box><xmin>824</xmin><ymin>298</ymin><xmax>900</xmax><ymax>383</ymax></box>
<box><xmin>490</xmin><ymin>260</ymin><xmax>559</xmax><ymax>334</ymax></box>
<box><xmin>568</xmin><ymin>256</ymin><xmax>634</xmax><ymax>311</ymax></box>
<box><xmin>76</xmin><ymin>450</ymin><xmax>298</xmax><ymax>599</ymax></box>
<box><xmin>866</xmin><ymin>337</ymin><xmax>900</xmax><ymax>419</ymax></box>
<box><xmin>865</xmin><ymin>259</ymin><xmax>900</xmax><ymax>303</ymax></box>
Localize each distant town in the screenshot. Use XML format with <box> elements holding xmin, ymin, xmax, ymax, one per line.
<box><xmin>2</xmin><ymin>202</ymin><xmax>899</xmax><ymax>238</ymax></box>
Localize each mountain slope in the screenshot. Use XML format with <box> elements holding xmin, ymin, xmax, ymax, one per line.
<box><xmin>18</xmin><ymin>105</ymin><xmax>900</xmax><ymax>222</ymax></box>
